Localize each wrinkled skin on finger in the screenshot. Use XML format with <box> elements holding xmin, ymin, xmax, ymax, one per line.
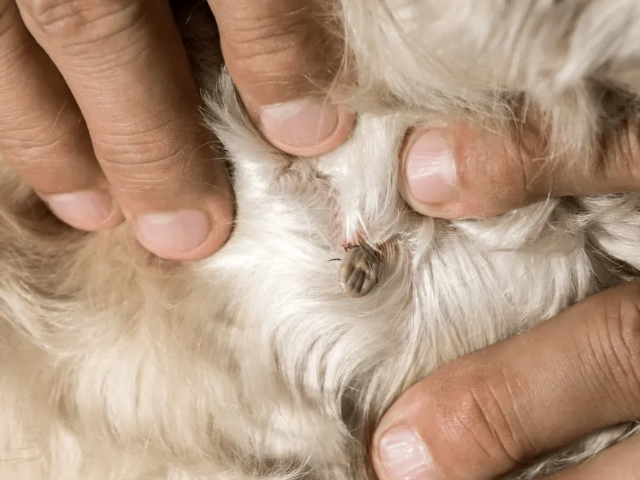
<box><xmin>372</xmin><ymin>281</ymin><xmax>640</xmax><ymax>480</ymax></box>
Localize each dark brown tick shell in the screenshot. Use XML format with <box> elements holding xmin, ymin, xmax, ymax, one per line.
<box><xmin>339</xmin><ymin>243</ymin><xmax>382</xmax><ymax>298</ymax></box>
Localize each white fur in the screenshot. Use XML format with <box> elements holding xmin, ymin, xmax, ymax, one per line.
<box><xmin>1</xmin><ymin>1</ymin><xmax>640</xmax><ymax>479</ymax></box>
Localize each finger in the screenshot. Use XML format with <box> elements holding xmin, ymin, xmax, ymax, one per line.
<box><xmin>17</xmin><ymin>0</ymin><xmax>234</xmax><ymax>260</ymax></box>
<box><xmin>544</xmin><ymin>432</ymin><xmax>640</xmax><ymax>479</ymax></box>
<box><xmin>399</xmin><ymin>118</ymin><xmax>640</xmax><ymax>219</ymax></box>
<box><xmin>371</xmin><ymin>280</ymin><xmax>640</xmax><ymax>480</ymax></box>
<box><xmin>209</xmin><ymin>0</ymin><xmax>355</xmax><ymax>157</ymax></box>
<box><xmin>0</xmin><ymin>0</ymin><xmax>122</xmax><ymax>231</ymax></box>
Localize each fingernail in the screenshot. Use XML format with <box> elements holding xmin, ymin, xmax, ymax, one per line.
<box><xmin>379</xmin><ymin>427</ymin><xmax>438</xmax><ymax>480</ymax></box>
<box><xmin>136</xmin><ymin>210</ymin><xmax>210</xmax><ymax>256</ymax></box>
<box><xmin>405</xmin><ymin>131</ymin><xmax>457</xmax><ymax>204</ymax></box>
<box><xmin>45</xmin><ymin>190</ymin><xmax>111</xmax><ymax>229</ymax></box>
<box><xmin>260</xmin><ymin>99</ymin><xmax>339</xmax><ymax>148</ymax></box>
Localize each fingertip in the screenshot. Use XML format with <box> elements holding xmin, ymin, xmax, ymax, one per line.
<box><xmin>258</xmin><ymin>98</ymin><xmax>355</xmax><ymax>157</ymax></box>
<box><xmin>133</xmin><ymin>195</ymin><xmax>235</xmax><ymax>262</ymax></box>
<box><xmin>399</xmin><ymin>123</ymin><xmax>540</xmax><ymax>220</ymax></box>
<box><xmin>371</xmin><ymin>384</ymin><xmax>441</xmax><ymax>480</ymax></box>
<box><xmin>398</xmin><ymin>128</ymin><xmax>461</xmax><ymax>219</ymax></box>
<box><xmin>43</xmin><ymin>189</ymin><xmax>125</xmax><ymax>232</ymax></box>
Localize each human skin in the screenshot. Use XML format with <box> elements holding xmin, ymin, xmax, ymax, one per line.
<box><xmin>3</xmin><ymin>1</ymin><xmax>640</xmax><ymax>478</ymax></box>
<box><xmin>0</xmin><ymin>0</ymin><xmax>354</xmax><ymax>261</ymax></box>
<box><xmin>373</xmin><ymin>121</ymin><xmax>640</xmax><ymax>480</ymax></box>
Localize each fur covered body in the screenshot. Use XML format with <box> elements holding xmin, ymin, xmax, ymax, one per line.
<box><xmin>2</xmin><ymin>1</ymin><xmax>640</xmax><ymax>479</ymax></box>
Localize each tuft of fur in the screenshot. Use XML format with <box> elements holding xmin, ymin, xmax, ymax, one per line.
<box><xmin>2</xmin><ymin>1</ymin><xmax>640</xmax><ymax>479</ymax></box>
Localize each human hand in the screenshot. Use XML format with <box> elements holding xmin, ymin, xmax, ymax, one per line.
<box><xmin>1</xmin><ymin>0</ymin><xmax>354</xmax><ymax>260</ymax></box>
<box><xmin>398</xmin><ymin>122</ymin><xmax>640</xmax><ymax>219</ymax></box>
<box><xmin>375</xmin><ymin>121</ymin><xmax>640</xmax><ymax>479</ymax></box>
<box><xmin>371</xmin><ymin>280</ymin><xmax>640</xmax><ymax>479</ymax></box>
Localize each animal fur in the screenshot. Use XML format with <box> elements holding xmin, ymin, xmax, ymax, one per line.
<box><xmin>2</xmin><ymin>0</ymin><xmax>640</xmax><ymax>478</ymax></box>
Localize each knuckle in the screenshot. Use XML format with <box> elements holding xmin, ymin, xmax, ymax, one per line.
<box><xmin>225</xmin><ymin>37</ymin><xmax>306</xmax><ymax>89</ymax></box>
<box><xmin>1</xmin><ymin>125</ymin><xmax>78</xmax><ymax>173</ymax></box>
<box><xmin>104</xmin><ymin>167</ymin><xmax>171</xmax><ymax>197</ymax></box>
<box><xmin>94</xmin><ymin>130</ymin><xmax>187</xmax><ymax>169</ymax></box>
<box><xmin>586</xmin><ymin>282</ymin><xmax>640</xmax><ymax>414</ymax></box>
<box><xmin>602</xmin><ymin>283</ymin><xmax>640</xmax><ymax>358</ymax></box>
<box><xmin>94</xmin><ymin>138</ymin><xmax>191</xmax><ymax>196</ymax></box>
<box><xmin>429</xmin><ymin>364</ymin><xmax>528</xmax><ymax>472</ymax></box>
<box><xmin>220</xmin><ymin>3</ymin><xmax>312</xmax><ymax>49</ymax></box>
<box><xmin>220</xmin><ymin>5</ymin><xmax>333</xmax><ymax>94</ymax></box>
<box><xmin>91</xmin><ymin>114</ymin><xmax>216</xmax><ymax>197</ymax></box>
<box><xmin>20</xmin><ymin>0</ymin><xmax>142</xmax><ymax>45</ymax></box>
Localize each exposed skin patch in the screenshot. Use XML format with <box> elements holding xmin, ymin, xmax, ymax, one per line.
<box><xmin>339</xmin><ymin>243</ymin><xmax>382</xmax><ymax>298</ymax></box>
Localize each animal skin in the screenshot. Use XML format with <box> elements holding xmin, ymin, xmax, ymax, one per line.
<box><xmin>2</xmin><ymin>0</ymin><xmax>640</xmax><ymax>479</ymax></box>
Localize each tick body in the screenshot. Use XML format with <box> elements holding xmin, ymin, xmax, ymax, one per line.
<box><xmin>339</xmin><ymin>243</ymin><xmax>382</xmax><ymax>298</ymax></box>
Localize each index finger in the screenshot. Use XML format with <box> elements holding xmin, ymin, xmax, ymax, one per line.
<box><xmin>208</xmin><ymin>0</ymin><xmax>355</xmax><ymax>157</ymax></box>
<box><xmin>17</xmin><ymin>0</ymin><xmax>234</xmax><ymax>260</ymax></box>
<box><xmin>372</xmin><ymin>280</ymin><xmax>640</xmax><ymax>480</ymax></box>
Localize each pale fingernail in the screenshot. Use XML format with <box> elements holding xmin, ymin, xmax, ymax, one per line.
<box><xmin>379</xmin><ymin>427</ymin><xmax>439</xmax><ymax>480</ymax></box>
<box><xmin>136</xmin><ymin>210</ymin><xmax>210</xmax><ymax>257</ymax></box>
<box><xmin>405</xmin><ymin>131</ymin><xmax>457</xmax><ymax>204</ymax></box>
<box><xmin>45</xmin><ymin>190</ymin><xmax>111</xmax><ymax>229</ymax></box>
<box><xmin>260</xmin><ymin>99</ymin><xmax>339</xmax><ymax>147</ymax></box>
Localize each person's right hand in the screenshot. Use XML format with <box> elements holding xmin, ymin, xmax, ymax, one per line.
<box><xmin>0</xmin><ymin>0</ymin><xmax>353</xmax><ymax>261</ymax></box>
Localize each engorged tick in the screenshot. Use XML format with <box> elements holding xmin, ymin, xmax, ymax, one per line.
<box><xmin>339</xmin><ymin>243</ymin><xmax>382</xmax><ymax>298</ymax></box>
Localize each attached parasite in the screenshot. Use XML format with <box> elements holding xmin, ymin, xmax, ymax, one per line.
<box><xmin>339</xmin><ymin>243</ymin><xmax>382</xmax><ymax>298</ymax></box>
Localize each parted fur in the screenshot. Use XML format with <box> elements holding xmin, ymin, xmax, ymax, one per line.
<box><xmin>2</xmin><ymin>1</ymin><xmax>640</xmax><ymax>479</ymax></box>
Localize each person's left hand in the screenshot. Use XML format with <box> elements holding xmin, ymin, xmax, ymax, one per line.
<box><xmin>375</xmin><ymin>119</ymin><xmax>640</xmax><ymax>479</ymax></box>
<box><xmin>371</xmin><ymin>280</ymin><xmax>640</xmax><ymax>479</ymax></box>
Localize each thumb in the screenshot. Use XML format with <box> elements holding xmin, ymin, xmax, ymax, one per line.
<box><xmin>208</xmin><ymin>0</ymin><xmax>355</xmax><ymax>157</ymax></box>
<box><xmin>399</xmin><ymin>120</ymin><xmax>640</xmax><ymax>219</ymax></box>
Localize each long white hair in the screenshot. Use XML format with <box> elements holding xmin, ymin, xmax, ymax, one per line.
<box><xmin>1</xmin><ymin>1</ymin><xmax>640</xmax><ymax>479</ymax></box>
